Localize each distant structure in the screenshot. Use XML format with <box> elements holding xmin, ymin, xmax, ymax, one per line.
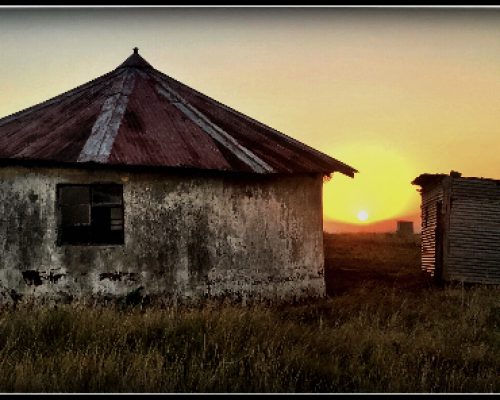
<box><xmin>412</xmin><ymin>170</ymin><xmax>500</xmax><ymax>284</ymax></box>
<box><xmin>0</xmin><ymin>48</ymin><xmax>357</xmax><ymax>305</ymax></box>
<box><xmin>396</xmin><ymin>221</ymin><xmax>414</xmax><ymax>237</ymax></box>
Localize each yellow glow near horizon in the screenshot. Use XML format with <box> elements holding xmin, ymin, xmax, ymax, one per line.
<box><xmin>323</xmin><ymin>143</ymin><xmax>421</xmax><ymax>225</ymax></box>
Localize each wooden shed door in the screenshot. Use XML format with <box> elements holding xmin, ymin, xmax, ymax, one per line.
<box><xmin>434</xmin><ymin>201</ymin><xmax>444</xmax><ymax>283</ymax></box>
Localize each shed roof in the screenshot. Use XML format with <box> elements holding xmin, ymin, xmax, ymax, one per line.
<box><xmin>0</xmin><ymin>48</ymin><xmax>357</xmax><ymax>177</ymax></box>
<box><xmin>412</xmin><ymin>171</ymin><xmax>500</xmax><ymax>188</ymax></box>
<box><xmin>412</xmin><ymin>173</ymin><xmax>449</xmax><ymax>188</ymax></box>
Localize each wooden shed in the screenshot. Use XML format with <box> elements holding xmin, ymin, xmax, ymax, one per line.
<box><xmin>412</xmin><ymin>171</ymin><xmax>500</xmax><ymax>284</ymax></box>
<box><xmin>0</xmin><ymin>49</ymin><xmax>357</xmax><ymax>305</ymax></box>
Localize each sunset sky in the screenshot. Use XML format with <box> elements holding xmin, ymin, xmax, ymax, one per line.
<box><xmin>1</xmin><ymin>7</ymin><xmax>499</xmax><ymax>233</ymax></box>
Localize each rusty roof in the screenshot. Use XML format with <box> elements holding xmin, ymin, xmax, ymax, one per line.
<box><xmin>0</xmin><ymin>49</ymin><xmax>357</xmax><ymax>177</ymax></box>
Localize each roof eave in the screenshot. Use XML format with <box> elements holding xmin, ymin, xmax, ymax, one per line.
<box><xmin>411</xmin><ymin>173</ymin><xmax>447</xmax><ymax>187</ymax></box>
<box><xmin>328</xmin><ymin>163</ymin><xmax>358</xmax><ymax>178</ymax></box>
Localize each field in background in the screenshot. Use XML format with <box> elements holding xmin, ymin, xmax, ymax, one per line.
<box><xmin>0</xmin><ymin>233</ymin><xmax>498</xmax><ymax>393</ymax></box>
<box><xmin>324</xmin><ymin>232</ymin><xmax>426</xmax><ymax>295</ymax></box>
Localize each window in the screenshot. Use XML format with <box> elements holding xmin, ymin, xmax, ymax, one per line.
<box><xmin>57</xmin><ymin>184</ymin><xmax>124</xmax><ymax>245</ymax></box>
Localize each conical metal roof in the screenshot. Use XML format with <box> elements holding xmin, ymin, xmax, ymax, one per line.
<box><xmin>0</xmin><ymin>48</ymin><xmax>357</xmax><ymax>176</ymax></box>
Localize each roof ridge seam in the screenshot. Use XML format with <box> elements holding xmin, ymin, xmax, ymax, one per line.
<box><xmin>77</xmin><ymin>70</ymin><xmax>136</xmax><ymax>163</ymax></box>
<box><xmin>150</xmin><ymin>69</ymin><xmax>357</xmax><ymax>176</ymax></box>
<box><xmin>152</xmin><ymin>75</ymin><xmax>275</xmax><ymax>174</ymax></box>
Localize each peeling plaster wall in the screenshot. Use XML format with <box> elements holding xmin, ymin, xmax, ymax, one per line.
<box><xmin>0</xmin><ymin>166</ymin><xmax>325</xmax><ymax>305</ymax></box>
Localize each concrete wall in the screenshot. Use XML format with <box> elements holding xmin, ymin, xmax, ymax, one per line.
<box><xmin>0</xmin><ymin>165</ymin><xmax>325</xmax><ymax>305</ymax></box>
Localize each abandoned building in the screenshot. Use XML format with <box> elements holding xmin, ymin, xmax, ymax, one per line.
<box><xmin>0</xmin><ymin>48</ymin><xmax>357</xmax><ymax>304</ymax></box>
<box><xmin>396</xmin><ymin>220</ymin><xmax>414</xmax><ymax>237</ymax></box>
<box><xmin>413</xmin><ymin>171</ymin><xmax>500</xmax><ymax>284</ymax></box>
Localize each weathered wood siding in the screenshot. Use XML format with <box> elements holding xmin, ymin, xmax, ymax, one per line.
<box><xmin>420</xmin><ymin>183</ymin><xmax>444</xmax><ymax>276</ymax></box>
<box><xmin>447</xmin><ymin>178</ymin><xmax>500</xmax><ymax>284</ymax></box>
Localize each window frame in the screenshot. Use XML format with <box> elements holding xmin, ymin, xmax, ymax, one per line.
<box><xmin>56</xmin><ymin>183</ymin><xmax>125</xmax><ymax>246</ymax></box>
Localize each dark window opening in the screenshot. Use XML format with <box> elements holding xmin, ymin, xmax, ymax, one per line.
<box><xmin>58</xmin><ymin>184</ymin><xmax>124</xmax><ymax>245</ymax></box>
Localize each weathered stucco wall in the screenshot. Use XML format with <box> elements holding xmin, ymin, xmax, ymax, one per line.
<box><xmin>0</xmin><ymin>166</ymin><xmax>325</xmax><ymax>305</ymax></box>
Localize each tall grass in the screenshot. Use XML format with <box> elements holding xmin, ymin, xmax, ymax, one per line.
<box><xmin>0</xmin><ymin>285</ymin><xmax>498</xmax><ymax>393</ymax></box>
<box><xmin>0</xmin><ymin>233</ymin><xmax>498</xmax><ymax>392</ymax></box>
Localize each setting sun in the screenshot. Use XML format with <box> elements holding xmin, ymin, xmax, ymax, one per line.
<box><xmin>357</xmin><ymin>210</ymin><xmax>369</xmax><ymax>222</ymax></box>
<box><xmin>323</xmin><ymin>143</ymin><xmax>420</xmax><ymax>226</ymax></box>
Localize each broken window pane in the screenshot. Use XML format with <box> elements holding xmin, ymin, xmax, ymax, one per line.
<box><xmin>92</xmin><ymin>185</ymin><xmax>123</xmax><ymax>205</ymax></box>
<box><xmin>59</xmin><ymin>186</ymin><xmax>90</xmax><ymax>205</ymax></box>
<box><xmin>110</xmin><ymin>207</ymin><xmax>123</xmax><ymax>231</ymax></box>
<box><xmin>61</xmin><ymin>204</ymin><xmax>91</xmax><ymax>226</ymax></box>
<box><xmin>110</xmin><ymin>207</ymin><xmax>122</xmax><ymax>219</ymax></box>
<box><xmin>91</xmin><ymin>206</ymin><xmax>124</xmax><ymax>244</ymax></box>
<box><xmin>58</xmin><ymin>184</ymin><xmax>124</xmax><ymax>245</ymax></box>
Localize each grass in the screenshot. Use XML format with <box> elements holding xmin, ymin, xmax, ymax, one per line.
<box><xmin>0</xmin><ymin>233</ymin><xmax>498</xmax><ymax>393</ymax></box>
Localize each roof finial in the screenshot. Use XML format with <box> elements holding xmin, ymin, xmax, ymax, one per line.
<box><xmin>133</xmin><ymin>47</ymin><xmax>139</xmax><ymax>54</ymax></box>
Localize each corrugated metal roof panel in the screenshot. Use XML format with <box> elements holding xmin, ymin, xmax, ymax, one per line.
<box><xmin>108</xmin><ymin>72</ymin><xmax>236</xmax><ymax>170</ymax></box>
<box><xmin>0</xmin><ymin>49</ymin><xmax>357</xmax><ymax>177</ymax></box>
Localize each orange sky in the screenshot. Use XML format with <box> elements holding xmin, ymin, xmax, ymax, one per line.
<box><xmin>0</xmin><ymin>7</ymin><xmax>499</xmax><ymax>233</ymax></box>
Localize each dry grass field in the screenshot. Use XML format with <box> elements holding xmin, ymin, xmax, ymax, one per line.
<box><xmin>324</xmin><ymin>232</ymin><xmax>427</xmax><ymax>295</ymax></box>
<box><xmin>0</xmin><ymin>233</ymin><xmax>498</xmax><ymax>393</ymax></box>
